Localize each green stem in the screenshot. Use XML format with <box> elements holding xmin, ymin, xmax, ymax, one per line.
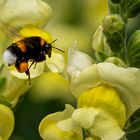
<box><xmin>120</xmin><ymin>0</ymin><xmax>128</xmax><ymax>64</ymax></box>
<box><xmin>124</xmin><ymin>20</ymin><xmax>128</xmax><ymax>64</ymax></box>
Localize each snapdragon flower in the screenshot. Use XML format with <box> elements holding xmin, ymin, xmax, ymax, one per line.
<box><xmin>67</xmin><ymin>47</ymin><xmax>140</xmax><ymax>140</ymax></box>
<box><xmin>39</xmin><ymin>46</ymin><xmax>140</xmax><ymax>140</ymax></box>
<box><xmin>39</xmin><ymin>1</ymin><xmax>140</xmax><ymax>140</ymax></box>
<box><xmin>39</xmin><ymin>104</ymin><xmax>83</xmax><ymax>140</ymax></box>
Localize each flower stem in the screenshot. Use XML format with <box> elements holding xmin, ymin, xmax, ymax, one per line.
<box><xmin>120</xmin><ymin>0</ymin><xmax>128</xmax><ymax>64</ymax></box>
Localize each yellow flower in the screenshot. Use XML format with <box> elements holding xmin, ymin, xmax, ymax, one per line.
<box><xmin>0</xmin><ymin>104</ymin><xmax>14</xmax><ymax>140</ymax></box>
<box><xmin>39</xmin><ymin>104</ymin><xmax>83</xmax><ymax>140</ymax></box>
<box><xmin>66</xmin><ymin>47</ymin><xmax>140</xmax><ymax>139</ymax></box>
<box><xmin>72</xmin><ymin>85</ymin><xmax>126</xmax><ymax>140</ymax></box>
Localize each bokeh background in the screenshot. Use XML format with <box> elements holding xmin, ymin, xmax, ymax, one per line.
<box><xmin>10</xmin><ymin>0</ymin><xmax>140</xmax><ymax>140</ymax></box>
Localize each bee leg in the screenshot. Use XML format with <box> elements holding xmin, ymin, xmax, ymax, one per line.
<box><xmin>25</xmin><ymin>69</ymin><xmax>31</xmax><ymax>85</ymax></box>
<box><xmin>34</xmin><ymin>62</ymin><xmax>37</xmax><ymax>69</ymax></box>
<box><xmin>28</xmin><ymin>61</ymin><xmax>35</xmax><ymax>70</ymax></box>
<box><xmin>29</xmin><ymin>61</ymin><xmax>37</xmax><ymax>69</ymax></box>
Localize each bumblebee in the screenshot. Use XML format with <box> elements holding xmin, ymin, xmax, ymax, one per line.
<box><xmin>3</xmin><ymin>35</ymin><xmax>64</xmax><ymax>84</ymax></box>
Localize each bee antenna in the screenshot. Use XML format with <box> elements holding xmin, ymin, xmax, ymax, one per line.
<box><xmin>50</xmin><ymin>39</ymin><xmax>65</xmax><ymax>53</ymax></box>
<box><xmin>50</xmin><ymin>39</ymin><xmax>58</xmax><ymax>44</ymax></box>
<box><xmin>52</xmin><ymin>46</ymin><xmax>65</xmax><ymax>53</ymax></box>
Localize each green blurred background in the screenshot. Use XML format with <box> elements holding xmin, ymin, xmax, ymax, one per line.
<box><xmin>10</xmin><ymin>0</ymin><xmax>140</xmax><ymax>140</ymax></box>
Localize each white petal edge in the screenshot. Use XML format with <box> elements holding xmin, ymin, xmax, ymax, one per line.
<box><xmin>67</xmin><ymin>47</ymin><xmax>94</xmax><ymax>77</ymax></box>
<box><xmin>46</xmin><ymin>51</ymin><xmax>65</xmax><ymax>73</ymax></box>
<box><xmin>72</xmin><ymin>107</ymin><xmax>124</xmax><ymax>140</ymax></box>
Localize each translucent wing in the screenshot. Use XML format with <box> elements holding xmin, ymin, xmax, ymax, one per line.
<box><xmin>0</xmin><ymin>21</ymin><xmax>24</xmax><ymax>39</ymax></box>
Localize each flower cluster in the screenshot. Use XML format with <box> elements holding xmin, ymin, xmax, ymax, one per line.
<box><xmin>1</xmin><ymin>0</ymin><xmax>140</xmax><ymax>140</ymax></box>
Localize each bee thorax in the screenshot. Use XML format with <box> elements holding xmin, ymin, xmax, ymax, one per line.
<box><xmin>3</xmin><ymin>50</ymin><xmax>17</xmax><ymax>66</ymax></box>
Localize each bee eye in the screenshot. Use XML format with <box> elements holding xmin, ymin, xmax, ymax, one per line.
<box><xmin>45</xmin><ymin>44</ymin><xmax>50</xmax><ymax>49</ymax></box>
<box><xmin>44</xmin><ymin>44</ymin><xmax>52</xmax><ymax>57</ymax></box>
<box><xmin>44</xmin><ymin>44</ymin><xmax>51</xmax><ymax>52</ymax></box>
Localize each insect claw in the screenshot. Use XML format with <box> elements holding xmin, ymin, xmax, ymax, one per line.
<box><xmin>25</xmin><ymin>69</ymin><xmax>31</xmax><ymax>85</ymax></box>
<box><xmin>34</xmin><ymin>63</ymin><xmax>37</xmax><ymax>69</ymax></box>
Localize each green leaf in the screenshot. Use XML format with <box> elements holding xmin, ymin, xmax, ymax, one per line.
<box><xmin>102</xmin><ymin>15</ymin><xmax>125</xmax><ymax>54</ymax></box>
<box><xmin>121</xmin><ymin>0</ymin><xmax>140</xmax><ymax>19</ymax></box>
<box><xmin>132</xmin><ymin>108</ymin><xmax>140</xmax><ymax>119</ymax></box>
<box><xmin>127</xmin><ymin>30</ymin><xmax>140</xmax><ymax>67</ymax></box>
<box><xmin>124</xmin><ymin>107</ymin><xmax>140</xmax><ymax>134</ymax></box>
<box><xmin>110</xmin><ymin>0</ymin><xmax>121</xmax><ymax>4</ymax></box>
<box><xmin>108</xmin><ymin>0</ymin><xmax>120</xmax><ymax>14</ymax></box>
<box><xmin>95</xmin><ymin>51</ymin><xmax>109</xmax><ymax>62</ymax></box>
<box><xmin>124</xmin><ymin>118</ymin><xmax>140</xmax><ymax>133</ymax></box>
<box><xmin>120</xmin><ymin>135</ymin><xmax>128</xmax><ymax>140</ymax></box>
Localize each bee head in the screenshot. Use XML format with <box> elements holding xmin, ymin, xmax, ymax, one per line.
<box><xmin>44</xmin><ymin>39</ymin><xmax>64</xmax><ymax>58</ymax></box>
<box><xmin>44</xmin><ymin>43</ymin><xmax>52</xmax><ymax>58</ymax></box>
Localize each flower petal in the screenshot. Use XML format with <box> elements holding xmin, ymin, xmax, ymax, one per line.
<box><xmin>67</xmin><ymin>47</ymin><xmax>94</xmax><ymax>77</ymax></box>
<box><xmin>0</xmin><ymin>104</ymin><xmax>14</xmax><ymax>140</ymax></box>
<box><xmin>46</xmin><ymin>51</ymin><xmax>65</xmax><ymax>73</ymax></box>
<box><xmin>72</xmin><ymin>107</ymin><xmax>124</xmax><ymax>140</ymax></box>
<box><xmin>72</xmin><ymin>108</ymin><xmax>99</xmax><ymax>128</ymax></box>
<box><xmin>0</xmin><ymin>66</ymin><xmax>30</xmax><ymax>107</ymax></box>
<box><xmin>98</xmin><ymin>63</ymin><xmax>140</xmax><ymax>118</ymax></box>
<box><xmin>78</xmin><ymin>85</ymin><xmax>126</xmax><ymax>128</ymax></box>
<box><xmin>70</xmin><ymin>62</ymin><xmax>140</xmax><ymax>118</ymax></box>
<box><xmin>10</xmin><ymin>61</ymin><xmax>45</xmax><ymax>79</ymax></box>
<box><xmin>0</xmin><ymin>0</ymin><xmax>52</xmax><ymax>26</ymax></box>
<box><xmin>39</xmin><ymin>104</ymin><xmax>83</xmax><ymax>140</ymax></box>
<box><xmin>70</xmin><ymin>64</ymin><xmax>100</xmax><ymax>98</ymax></box>
<box><xmin>92</xmin><ymin>26</ymin><xmax>112</xmax><ymax>61</ymax></box>
<box><xmin>57</xmin><ymin>118</ymin><xmax>77</xmax><ymax>131</ymax></box>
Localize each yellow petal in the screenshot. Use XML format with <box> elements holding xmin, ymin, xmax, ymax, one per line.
<box><xmin>78</xmin><ymin>85</ymin><xmax>126</xmax><ymax>128</ymax></box>
<box><xmin>0</xmin><ymin>104</ymin><xmax>14</xmax><ymax>140</ymax></box>
<box><xmin>39</xmin><ymin>104</ymin><xmax>83</xmax><ymax>140</ymax></box>
<box><xmin>70</xmin><ymin>62</ymin><xmax>140</xmax><ymax>118</ymax></box>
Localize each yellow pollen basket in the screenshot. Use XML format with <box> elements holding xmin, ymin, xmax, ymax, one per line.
<box><xmin>78</xmin><ymin>84</ymin><xmax>126</xmax><ymax>128</ymax></box>
<box><xmin>18</xmin><ymin>62</ymin><xmax>28</xmax><ymax>73</ymax></box>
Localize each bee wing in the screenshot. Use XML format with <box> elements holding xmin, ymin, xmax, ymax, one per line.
<box><xmin>0</xmin><ymin>21</ymin><xmax>24</xmax><ymax>39</ymax></box>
